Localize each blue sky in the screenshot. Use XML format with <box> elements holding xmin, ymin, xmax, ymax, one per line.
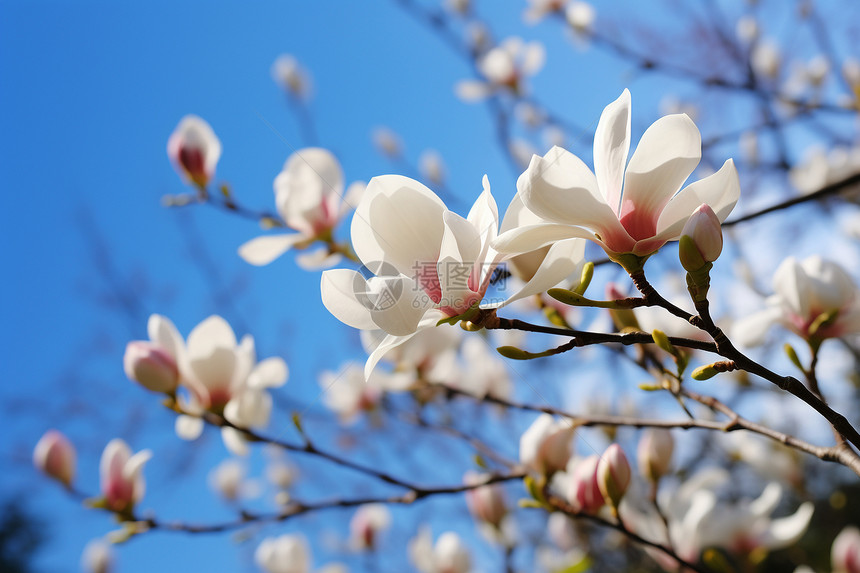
<box><xmin>3</xmin><ymin>0</ymin><xmax>859</xmax><ymax>571</ymax></box>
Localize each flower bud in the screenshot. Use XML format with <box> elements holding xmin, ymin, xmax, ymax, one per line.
<box><xmin>464</xmin><ymin>471</ymin><xmax>507</xmax><ymax>526</ymax></box>
<box><xmin>34</xmin><ymin>430</ymin><xmax>76</xmax><ymax>486</ymax></box>
<box><xmin>123</xmin><ymin>341</ymin><xmax>179</xmax><ymax>394</ymax></box>
<box><xmin>832</xmin><ymin>526</ymin><xmax>860</xmax><ymax>573</ymax></box>
<box><xmin>566</xmin><ymin>455</ymin><xmax>604</xmax><ymax>513</ymax></box>
<box><xmin>350</xmin><ymin>504</ymin><xmax>392</xmax><ymax>550</ymax></box>
<box><xmin>597</xmin><ymin>444</ymin><xmax>631</xmax><ymax>508</ymax></box>
<box><xmin>519</xmin><ymin>414</ymin><xmax>575</xmax><ymax>476</ymax></box>
<box><xmin>679</xmin><ymin>204</ymin><xmax>723</xmax><ymax>272</ymax></box>
<box><xmin>167</xmin><ymin>115</ymin><xmax>221</xmax><ymax>189</ymax></box>
<box><xmin>100</xmin><ymin>439</ymin><xmax>151</xmax><ymax>514</ymax></box>
<box><xmin>81</xmin><ymin>540</ymin><xmax>114</xmax><ymax>573</ymax></box>
<box><xmin>637</xmin><ymin>429</ymin><xmax>674</xmax><ymax>482</ymax></box>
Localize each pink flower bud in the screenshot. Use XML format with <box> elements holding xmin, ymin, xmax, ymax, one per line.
<box><xmin>100</xmin><ymin>439</ymin><xmax>151</xmax><ymax>514</ymax></box>
<box><xmin>123</xmin><ymin>341</ymin><xmax>179</xmax><ymax>394</ymax></box>
<box><xmin>167</xmin><ymin>115</ymin><xmax>221</xmax><ymax>189</ymax></box>
<box><xmin>34</xmin><ymin>430</ymin><xmax>76</xmax><ymax>486</ymax></box>
<box><xmin>597</xmin><ymin>444</ymin><xmax>631</xmax><ymax>508</ymax></box>
<box><xmin>566</xmin><ymin>455</ymin><xmax>604</xmax><ymax>513</ymax></box>
<box><xmin>833</xmin><ymin>526</ymin><xmax>860</xmax><ymax>573</ymax></box>
<box><xmin>519</xmin><ymin>414</ymin><xmax>575</xmax><ymax>475</ymax></box>
<box><xmin>464</xmin><ymin>471</ymin><xmax>507</xmax><ymax>526</ymax></box>
<box><xmin>349</xmin><ymin>504</ymin><xmax>391</xmax><ymax>550</ymax></box>
<box><xmin>637</xmin><ymin>429</ymin><xmax>674</xmax><ymax>482</ymax></box>
<box><xmin>679</xmin><ymin>204</ymin><xmax>723</xmax><ymax>271</ymax></box>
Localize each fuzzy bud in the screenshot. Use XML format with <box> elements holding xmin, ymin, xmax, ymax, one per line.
<box><xmin>34</xmin><ymin>430</ymin><xmax>76</xmax><ymax>487</ymax></box>
<box><xmin>637</xmin><ymin>429</ymin><xmax>674</xmax><ymax>482</ymax></box>
<box><xmin>597</xmin><ymin>444</ymin><xmax>631</xmax><ymax>508</ymax></box>
<box><xmin>123</xmin><ymin>341</ymin><xmax>179</xmax><ymax>394</ymax></box>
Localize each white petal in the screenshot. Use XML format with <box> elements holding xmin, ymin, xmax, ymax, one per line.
<box><xmin>593</xmin><ymin>89</ymin><xmax>631</xmax><ymax>215</ymax></box>
<box><xmin>455</xmin><ymin>80</ymin><xmax>492</xmax><ymax>101</ymax></box>
<box><xmin>773</xmin><ymin>257</ymin><xmax>811</xmax><ymax>320</ymax></box>
<box><xmin>321</xmin><ymin>269</ymin><xmax>381</xmax><ymax>331</ymax></box>
<box><xmin>366</xmin><ymin>275</ymin><xmax>435</xmax><ymax>336</ymax></box>
<box><xmin>620</xmin><ymin>114</ymin><xmax>701</xmax><ymax>238</ymax></box>
<box><xmin>186</xmin><ymin>315</ymin><xmax>237</xmax><ymax>359</ymax></box>
<box><xmin>468</xmin><ymin>175</ymin><xmax>500</xmax><ymax>253</ymax></box>
<box><xmin>655</xmin><ymin>159</ymin><xmax>740</xmax><ymax>238</ymax></box>
<box><xmin>749</xmin><ymin>482</ymin><xmax>782</xmax><ymax>517</ymax></box>
<box><xmin>175</xmin><ymin>415</ymin><xmax>204</xmax><ymax>440</ymax></box>
<box><xmin>493</xmin><ymin>223</ymin><xmax>596</xmax><ymax>255</ymax></box>
<box><xmin>222</xmin><ymin>427</ymin><xmax>250</xmax><ymax>456</ymax></box>
<box><xmin>520</xmin><ymin>148</ymin><xmax>630</xmax><ymax>245</ymax></box>
<box><xmin>759</xmin><ymin>502</ymin><xmax>814</xmax><ymax>549</ymax></box>
<box><xmin>247</xmin><ymin>357</ymin><xmax>289</xmax><ymax>389</ymax></box>
<box><xmin>147</xmin><ymin>314</ymin><xmax>184</xmax><ymax>360</ymax></box>
<box><xmin>295</xmin><ymin>248</ymin><xmax>343</xmax><ymax>270</ymax></box>
<box><xmin>521</xmin><ymin>41</ymin><xmax>546</xmax><ymax>75</ymax></box>
<box><xmin>730</xmin><ymin>306</ymin><xmax>783</xmax><ymax>347</ymax></box>
<box><xmin>485</xmin><ymin>238</ymin><xmax>586</xmax><ymax>309</ymax></box>
<box><xmin>351</xmin><ymin>175</ymin><xmax>447</xmax><ymax>276</ymax></box>
<box><xmin>238</xmin><ymin>234</ymin><xmax>308</xmax><ymax>266</ymax></box>
<box><xmin>122</xmin><ymin>450</ymin><xmax>152</xmax><ymax>482</ymax></box>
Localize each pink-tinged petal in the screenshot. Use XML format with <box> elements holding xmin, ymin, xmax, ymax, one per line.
<box><xmin>438</xmin><ymin>211</ymin><xmax>481</xmax><ymax>300</ymax></box>
<box><xmin>351</xmin><ymin>175</ymin><xmax>447</xmax><ymax>276</ymax></box>
<box><xmin>320</xmin><ymin>269</ymin><xmax>380</xmax><ymax>331</ymax></box>
<box><xmin>365</xmin><ymin>275</ymin><xmax>435</xmax><ymax>336</ymax></box>
<box><xmin>147</xmin><ymin>314</ymin><xmax>183</xmax><ymax>361</ymax></box>
<box><xmin>484</xmin><ymin>238</ymin><xmax>585</xmax><ymax>309</ymax></box>
<box><xmin>655</xmin><ymin>159</ymin><xmax>740</xmax><ymax>239</ymax></box>
<box><xmin>593</xmin><ymin>89</ymin><xmax>631</xmax><ymax>215</ymax></box>
<box><xmin>276</xmin><ymin>148</ymin><xmax>344</xmax><ymax>233</ymax></box>
<box><xmin>122</xmin><ymin>450</ymin><xmax>152</xmax><ymax>483</ymax></box>
<box><xmin>175</xmin><ymin>415</ymin><xmax>204</xmax><ymax>440</ymax></box>
<box><xmin>238</xmin><ymin>234</ymin><xmax>308</xmax><ymax>266</ymax></box>
<box><xmin>247</xmin><ymin>357</ymin><xmax>288</xmax><ymax>389</ymax></box>
<box><xmin>493</xmin><ymin>223</ymin><xmax>599</xmax><ymax>255</ymax></box>
<box><xmin>619</xmin><ymin>114</ymin><xmax>702</xmax><ymax>240</ymax></box>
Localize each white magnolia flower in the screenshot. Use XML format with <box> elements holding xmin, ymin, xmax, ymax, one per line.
<box><xmin>456</xmin><ymin>37</ymin><xmax>545</xmax><ymax>101</ymax></box>
<box><xmin>751</xmin><ymin>40</ymin><xmax>782</xmax><ymax>79</ymax></box>
<box><xmin>255</xmin><ymin>534</ymin><xmax>310</xmax><ymax>573</ymax></box>
<box><xmin>408</xmin><ymin>528</ymin><xmax>471</xmax><ymax>573</ymax></box>
<box><xmin>464</xmin><ymin>471</ymin><xmax>507</xmax><ymax>527</ymax></box>
<box><xmin>623</xmin><ymin>468</ymin><xmax>814</xmax><ymax>566</ymax></box>
<box><xmin>361</xmin><ymin>326</ymin><xmax>461</xmax><ymax>389</ymax></box>
<box><xmin>239</xmin><ymin>148</ymin><xmax>365</xmax><ymax>269</ymax></box>
<box><xmin>99</xmin><ymin>439</ymin><xmax>151</xmax><ymax>513</ymax></box>
<box><xmin>173</xmin><ymin>315</ymin><xmax>288</xmax><ymax>455</ymax></box>
<box><xmin>271</xmin><ymin>54</ymin><xmax>312</xmax><ymax>99</ymax></box>
<box><xmin>81</xmin><ymin>539</ymin><xmax>114</xmax><ymax>573</ymax></box>
<box><xmin>321</xmin><ymin>175</ymin><xmax>584</xmax><ymax>377</ymax></box>
<box><xmin>565</xmin><ymin>1</ymin><xmax>596</xmax><ymax>34</ymax></box>
<box><xmin>732</xmin><ymin>256</ymin><xmax>860</xmax><ymax>347</ymax></box>
<box><xmin>319</xmin><ymin>363</ymin><xmax>383</xmax><ymax>424</ymax></box>
<box><xmin>519</xmin><ymin>414</ymin><xmax>575</xmax><ymax>475</ymax></box>
<box><xmin>167</xmin><ymin>115</ymin><xmax>221</xmax><ymax>188</ymax></box>
<box><xmin>451</xmin><ymin>337</ymin><xmax>512</xmax><ymax>399</ymax></box>
<box><xmin>492</xmin><ymin>89</ymin><xmax>740</xmax><ymax>264</ymax></box>
<box><xmin>208</xmin><ymin>459</ymin><xmax>244</xmax><ymax>501</ymax></box>
<box><xmin>349</xmin><ymin>504</ymin><xmax>392</xmax><ymax>550</ymax></box>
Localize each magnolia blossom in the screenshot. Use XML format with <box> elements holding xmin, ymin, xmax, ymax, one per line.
<box><xmin>523</xmin><ymin>0</ymin><xmax>568</xmax><ymax>24</ymax></box>
<box><xmin>565</xmin><ymin>1</ymin><xmax>595</xmax><ymax>34</ymax></box>
<box><xmin>255</xmin><ymin>534</ymin><xmax>310</xmax><ymax>573</ymax></box>
<box><xmin>419</xmin><ymin>150</ymin><xmax>446</xmax><ymax>186</ymax></box>
<box><xmin>81</xmin><ymin>540</ymin><xmax>114</xmax><ymax>573</ymax></box>
<box><xmin>637</xmin><ymin>428</ymin><xmax>674</xmax><ymax>482</ymax></box>
<box><xmin>789</xmin><ymin>144</ymin><xmax>860</xmax><ymax>196</ymax></box>
<box><xmin>752</xmin><ymin>40</ymin><xmax>782</xmax><ymax>79</ymax></box>
<box><xmin>321</xmin><ymin>175</ymin><xmax>583</xmax><ymax>377</ymax></box>
<box><xmin>167</xmin><ymin>115</ymin><xmax>221</xmax><ymax>188</ymax></box>
<box><xmin>678</xmin><ymin>204</ymin><xmax>723</xmax><ymax>271</ymax></box>
<box><xmin>319</xmin><ymin>363</ymin><xmax>383</xmax><ymax>424</ymax></box>
<box><xmin>33</xmin><ymin>430</ymin><xmax>76</xmax><ymax>486</ymax></box>
<box><xmin>349</xmin><ymin>504</ymin><xmax>392</xmax><ymax>550</ymax></box>
<box><xmin>208</xmin><ymin>459</ymin><xmax>244</xmax><ymax>501</ymax></box>
<box><xmin>597</xmin><ymin>444</ymin><xmax>631</xmax><ymax>507</ymax></box>
<box><xmin>100</xmin><ymin>439</ymin><xmax>151</xmax><ymax>513</ymax></box>
<box><xmin>622</xmin><ymin>468</ymin><xmax>814</xmax><ymax>566</ymax></box>
<box><xmin>239</xmin><ymin>148</ymin><xmax>365</xmax><ymax>269</ymax></box>
<box><xmin>408</xmin><ymin>528</ymin><xmax>472</xmax><ymax>573</ymax></box>
<box><xmin>123</xmin><ymin>314</ymin><xmax>182</xmax><ymax>394</ymax></box>
<box><xmin>167</xmin><ymin>315</ymin><xmax>288</xmax><ymax>456</ymax></box>
<box><xmin>271</xmin><ymin>54</ymin><xmax>312</xmax><ymax>99</ymax></box>
<box><xmin>452</xmin><ymin>337</ymin><xmax>512</xmax><ymax>400</ymax></box>
<box><xmin>732</xmin><ymin>256</ymin><xmax>860</xmax><ymax>347</ymax></box>
<box><xmin>456</xmin><ymin>37</ymin><xmax>545</xmax><ymax>101</ymax></box>
<box><xmin>564</xmin><ymin>455</ymin><xmax>604</xmax><ymax>514</ymax></box>
<box><xmin>492</xmin><ymin>89</ymin><xmax>740</xmax><ymax>263</ymax></box>
<box><xmin>360</xmin><ymin>326</ymin><xmax>461</xmax><ymax>389</ymax></box>
<box><xmin>464</xmin><ymin>471</ymin><xmax>507</xmax><ymax>527</ymax></box>
<box><xmin>832</xmin><ymin>526</ymin><xmax>860</xmax><ymax>573</ymax></box>
<box><xmin>519</xmin><ymin>414</ymin><xmax>575</xmax><ymax>475</ymax></box>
